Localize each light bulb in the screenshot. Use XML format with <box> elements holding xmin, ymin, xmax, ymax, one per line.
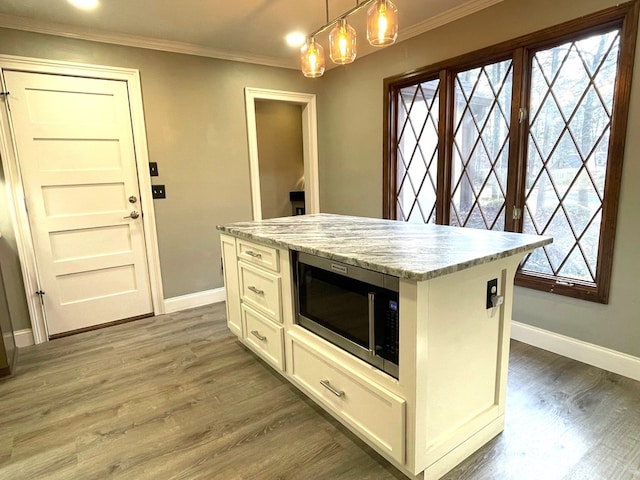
<box><xmin>329</xmin><ymin>19</ymin><xmax>357</xmax><ymax>65</ymax></box>
<box><xmin>285</xmin><ymin>32</ymin><xmax>307</xmax><ymax>48</ymax></box>
<box><xmin>367</xmin><ymin>0</ymin><xmax>398</xmax><ymax>47</ymax></box>
<box><xmin>67</xmin><ymin>0</ymin><xmax>99</xmax><ymax>9</ymax></box>
<box><xmin>301</xmin><ymin>38</ymin><xmax>325</xmax><ymax>78</ymax></box>
<box><xmin>377</xmin><ymin>9</ymin><xmax>388</xmax><ymax>44</ymax></box>
<box><xmin>339</xmin><ymin>33</ymin><xmax>348</xmax><ymax>57</ymax></box>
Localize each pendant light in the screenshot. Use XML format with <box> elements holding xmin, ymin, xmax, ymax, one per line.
<box><xmin>300</xmin><ymin>38</ymin><xmax>326</xmax><ymax>78</ymax></box>
<box><xmin>329</xmin><ymin>18</ymin><xmax>357</xmax><ymax>65</ymax></box>
<box><xmin>367</xmin><ymin>0</ymin><xmax>398</xmax><ymax>47</ymax></box>
<box><xmin>296</xmin><ymin>0</ymin><xmax>399</xmax><ymax>77</ymax></box>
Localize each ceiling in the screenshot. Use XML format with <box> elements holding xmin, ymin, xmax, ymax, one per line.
<box><xmin>0</xmin><ymin>0</ymin><xmax>503</xmax><ymax>69</ymax></box>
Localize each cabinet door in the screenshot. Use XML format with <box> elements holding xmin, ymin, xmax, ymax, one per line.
<box><xmin>221</xmin><ymin>235</ymin><xmax>242</xmax><ymax>337</ymax></box>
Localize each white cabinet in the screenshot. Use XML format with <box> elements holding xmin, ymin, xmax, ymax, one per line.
<box><xmin>221</xmin><ymin>234</ymin><xmax>406</xmax><ymax>467</ymax></box>
<box><xmin>242</xmin><ymin>304</ymin><xmax>285</xmax><ymax>370</ymax></box>
<box><xmin>237</xmin><ymin>239</ymin><xmax>280</xmax><ymax>272</ymax></box>
<box><xmin>238</xmin><ymin>261</ymin><xmax>282</xmax><ymax>322</ymax></box>
<box><xmin>221</xmin><ymin>232</ymin><xmax>527</xmax><ymax>480</ymax></box>
<box><xmin>220</xmin><ymin>234</ymin><xmax>242</xmax><ymax>337</ymax></box>
<box><xmin>220</xmin><ymin>235</ymin><xmax>286</xmax><ymax>372</ymax></box>
<box><xmin>288</xmin><ymin>332</ymin><xmax>405</xmax><ymax>464</ymax></box>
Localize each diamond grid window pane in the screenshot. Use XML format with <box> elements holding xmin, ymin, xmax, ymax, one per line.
<box><xmin>521</xmin><ymin>30</ymin><xmax>620</xmax><ymax>284</ymax></box>
<box><xmin>450</xmin><ymin>60</ymin><xmax>512</xmax><ymax>230</ymax></box>
<box><xmin>395</xmin><ymin>79</ymin><xmax>440</xmax><ymax>223</ymax></box>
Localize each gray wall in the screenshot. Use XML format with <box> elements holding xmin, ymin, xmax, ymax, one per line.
<box><xmin>0</xmin><ymin>27</ymin><xmax>317</xmax><ymax>331</ymax></box>
<box><xmin>317</xmin><ymin>0</ymin><xmax>640</xmax><ymax>357</ymax></box>
<box><xmin>256</xmin><ymin>101</ymin><xmax>304</xmax><ymax>219</ymax></box>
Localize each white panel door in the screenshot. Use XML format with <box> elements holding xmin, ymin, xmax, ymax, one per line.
<box><xmin>4</xmin><ymin>70</ymin><xmax>153</xmax><ymax>336</ymax></box>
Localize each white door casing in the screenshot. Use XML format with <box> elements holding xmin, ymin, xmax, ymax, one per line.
<box><xmin>4</xmin><ymin>71</ymin><xmax>153</xmax><ymax>336</ymax></box>
<box><xmin>244</xmin><ymin>88</ymin><xmax>319</xmax><ymax>221</ymax></box>
<box><xmin>0</xmin><ymin>55</ymin><xmax>164</xmax><ymax>342</ymax></box>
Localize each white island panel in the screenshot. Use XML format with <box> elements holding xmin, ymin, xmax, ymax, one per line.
<box><xmin>218</xmin><ymin>214</ymin><xmax>551</xmax><ymax>480</ymax></box>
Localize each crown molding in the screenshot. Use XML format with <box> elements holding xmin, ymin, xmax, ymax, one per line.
<box><xmin>0</xmin><ymin>0</ymin><xmax>503</xmax><ymax>71</ymax></box>
<box><xmin>399</xmin><ymin>0</ymin><xmax>504</xmax><ymax>43</ymax></box>
<box><xmin>0</xmin><ymin>13</ymin><xmax>298</xmax><ymax>70</ymax></box>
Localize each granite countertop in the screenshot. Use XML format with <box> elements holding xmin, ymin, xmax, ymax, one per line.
<box><xmin>217</xmin><ymin>214</ymin><xmax>552</xmax><ymax>281</ymax></box>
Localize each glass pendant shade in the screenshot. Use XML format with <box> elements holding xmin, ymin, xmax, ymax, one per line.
<box><xmin>329</xmin><ymin>19</ymin><xmax>357</xmax><ymax>65</ymax></box>
<box><xmin>367</xmin><ymin>0</ymin><xmax>398</xmax><ymax>47</ymax></box>
<box><xmin>300</xmin><ymin>38</ymin><xmax>325</xmax><ymax>78</ymax></box>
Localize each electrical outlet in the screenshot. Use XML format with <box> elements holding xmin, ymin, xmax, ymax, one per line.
<box><xmin>152</xmin><ymin>184</ymin><xmax>166</xmax><ymax>199</ymax></box>
<box><xmin>486</xmin><ymin>278</ymin><xmax>498</xmax><ymax>309</ymax></box>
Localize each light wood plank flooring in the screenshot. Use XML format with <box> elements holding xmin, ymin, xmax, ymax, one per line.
<box><xmin>0</xmin><ymin>304</ymin><xmax>639</xmax><ymax>479</ymax></box>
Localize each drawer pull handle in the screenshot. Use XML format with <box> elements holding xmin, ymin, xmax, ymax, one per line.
<box><xmin>248</xmin><ymin>286</ymin><xmax>264</xmax><ymax>295</ymax></box>
<box><xmin>251</xmin><ymin>330</ymin><xmax>267</xmax><ymax>342</ymax></box>
<box><xmin>245</xmin><ymin>250</ymin><xmax>262</xmax><ymax>259</ymax></box>
<box><xmin>320</xmin><ymin>379</ymin><xmax>344</xmax><ymax>398</ymax></box>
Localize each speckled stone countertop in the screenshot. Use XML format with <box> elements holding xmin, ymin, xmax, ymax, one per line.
<box><xmin>217</xmin><ymin>214</ymin><xmax>552</xmax><ymax>281</ymax></box>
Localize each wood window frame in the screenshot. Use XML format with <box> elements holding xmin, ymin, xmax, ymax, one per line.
<box><xmin>383</xmin><ymin>1</ymin><xmax>640</xmax><ymax>304</ymax></box>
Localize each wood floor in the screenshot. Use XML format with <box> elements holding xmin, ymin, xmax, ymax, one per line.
<box><xmin>0</xmin><ymin>304</ymin><xmax>639</xmax><ymax>480</ymax></box>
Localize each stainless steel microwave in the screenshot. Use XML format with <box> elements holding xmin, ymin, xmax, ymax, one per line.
<box><xmin>294</xmin><ymin>251</ymin><xmax>399</xmax><ymax>378</ymax></box>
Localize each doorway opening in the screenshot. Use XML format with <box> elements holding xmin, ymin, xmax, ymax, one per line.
<box><xmin>244</xmin><ymin>88</ymin><xmax>319</xmax><ymax>220</ymax></box>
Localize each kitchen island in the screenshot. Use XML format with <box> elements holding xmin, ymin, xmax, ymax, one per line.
<box><xmin>217</xmin><ymin>214</ymin><xmax>551</xmax><ymax>479</ymax></box>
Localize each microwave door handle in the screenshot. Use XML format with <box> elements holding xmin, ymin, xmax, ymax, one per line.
<box><xmin>368</xmin><ymin>292</ymin><xmax>376</xmax><ymax>356</ymax></box>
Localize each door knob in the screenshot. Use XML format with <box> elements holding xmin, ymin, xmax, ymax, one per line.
<box><xmin>124</xmin><ymin>211</ymin><xmax>140</xmax><ymax>219</ymax></box>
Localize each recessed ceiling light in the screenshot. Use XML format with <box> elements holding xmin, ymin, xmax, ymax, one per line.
<box><xmin>67</xmin><ymin>0</ymin><xmax>99</xmax><ymax>10</ymax></box>
<box><xmin>285</xmin><ymin>32</ymin><xmax>307</xmax><ymax>48</ymax></box>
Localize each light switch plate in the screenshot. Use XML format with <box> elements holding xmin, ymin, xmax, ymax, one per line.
<box><xmin>152</xmin><ymin>184</ymin><xmax>166</xmax><ymax>199</ymax></box>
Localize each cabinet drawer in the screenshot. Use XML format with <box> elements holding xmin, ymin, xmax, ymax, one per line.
<box><xmin>242</xmin><ymin>304</ymin><xmax>285</xmax><ymax>371</ymax></box>
<box><xmin>239</xmin><ymin>261</ymin><xmax>282</xmax><ymax>322</ymax></box>
<box><xmin>289</xmin><ymin>336</ymin><xmax>405</xmax><ymax>464</ymax></box>
<box><xmin>237</xmin><ymin>239</ymin><xmax>279</xmax><ymax>272</ymax></box>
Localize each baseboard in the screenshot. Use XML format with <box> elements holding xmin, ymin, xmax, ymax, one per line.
<box><xmin>511</xmin><ymin>321</ymin><xmax>640</xmax><ymax>382</ymax></box>
<box><xmin>13</xmin><ymin>328</ymin><xmax>35</xmax><ymax>348</ymax></box>
<box><xmin>163</xmin><ymin>287</ymin><xmax>226</xmax><ymax>314</ymax></box>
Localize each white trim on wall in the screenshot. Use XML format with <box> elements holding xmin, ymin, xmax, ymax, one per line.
<box><xmin>511</xmin><ymin>321</ymin><xmax>640</xmax><ymax>382</ymax></box>
<box><xmin>0</xmin><ymin>0</ymin><xmax>504</xmax><ymax>71</ymax></box>
<box><xmin>399</xmin><ymin>0</ymin><xmax>505</xmax><ymax>43</ymax></box>
<box><xmin>13</xmin><ymin>329</ymin><xmax>34</xmax><ymax>348</ymax></box>
<box><xmin>0</xmin><ymin>54</ymin><xmax>165</xmax><ymax>344</ymax></box>
<box><xmin>164</xmin><ymin>288</ymin><xmax>226</xmax><ymax>314</ymax></box>
<box><xmin>244</xmin><ymin>88</ymin><xmax>320</xmax><ymax>220</ymax></box>
<box><xmin>0</xmin><ymin>13</ymin><xmax>296</xmax><ymax>70</ymax></box>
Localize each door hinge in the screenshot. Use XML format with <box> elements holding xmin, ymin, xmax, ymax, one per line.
<box><xmin>35</xmin><ymin>290</ymin><xmax>46</xmax><ymax>305</ymax></box>
<box><xmin>512</xmin><ymin>207</ymin><xmax>522</xmax><ymax>220</ymax></box>
<box><xmin>1</xmin><ymin>91</ymin><xmax>10</xmax><ymax>111</ymax></box>
<box><xmin>518</xmin><ymin>107</ymin><xmax>527</xmax><ymax>124</ymax></box>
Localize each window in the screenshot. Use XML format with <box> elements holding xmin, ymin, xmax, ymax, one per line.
<box><xmin>383</xmin><ymin>3</ymin><xmax>639</xmax><ymax>303</ymax></box>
